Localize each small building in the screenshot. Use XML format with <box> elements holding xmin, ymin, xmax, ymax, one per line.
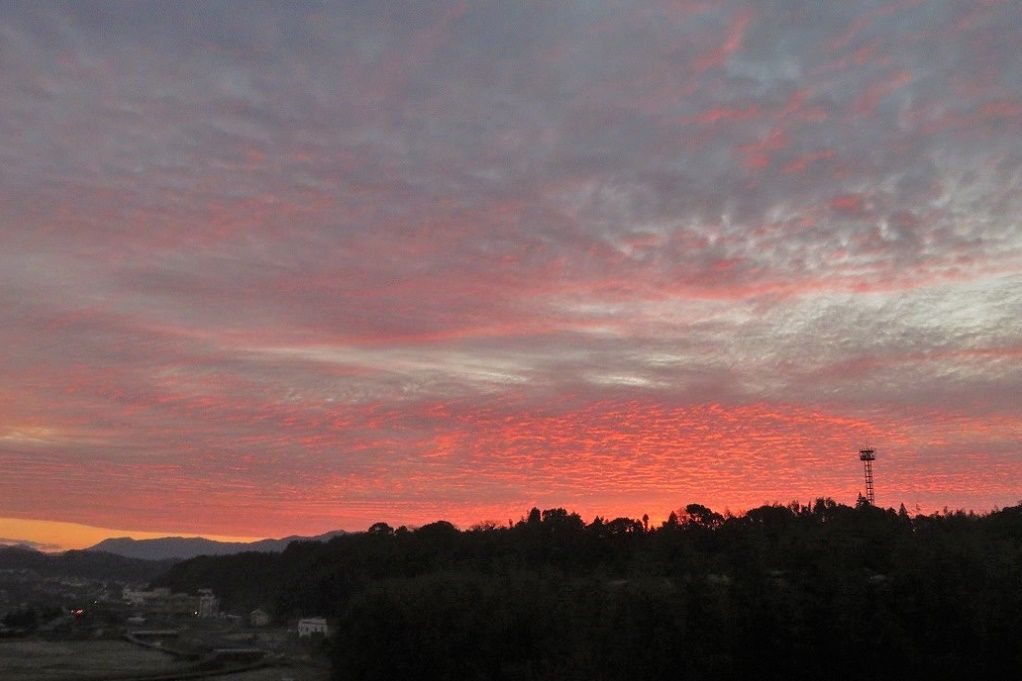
<box><xmin>297</xmin><ymin>617</ymin><xmax>328</xmax><ymax>638</ymax></box>
<box><xmin>122</xmin><ymin>586</ymin><xmax>171</xmax><ymax>606</ymax></box>
<box><xmin>122</xmin><ymin>587</ymin><xmax>200</xmax><ymax>616</ymax></box>
<box><xmin>250</xmin><ymin>608</ymin><xmax>271</xmax><ymax>627</ymax></box>
<box><xmin>197</xmin><ymin>589</ymin><xmax>219</xmax><ymax>618</ymax></box>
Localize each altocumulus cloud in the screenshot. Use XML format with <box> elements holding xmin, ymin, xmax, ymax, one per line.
<box><xmin>0</xmin><ymin>1</ymin><xmax>1020</xmax><ymax>536</ymax></box>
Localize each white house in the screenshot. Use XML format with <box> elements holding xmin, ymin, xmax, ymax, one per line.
<box><xmin>297</xmin><ymin>617</ymin><xmax>329</xmax><ymax>638</ymax></box>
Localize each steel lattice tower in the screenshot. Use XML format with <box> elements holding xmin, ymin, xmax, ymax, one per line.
<box><xmin>859</xmin><ymin>449</ymin><xmax>876</xmax><ymax>505</ymax></box>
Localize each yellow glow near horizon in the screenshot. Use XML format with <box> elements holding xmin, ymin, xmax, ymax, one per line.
<box><xmin>0</xmin><ymin>517</ymin><xmax>262</xmax><ymax>553</ymax></box>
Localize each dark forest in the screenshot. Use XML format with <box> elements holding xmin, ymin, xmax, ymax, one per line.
<box><xmin>156</xmin><ymin>499</ymin><xmax>1022</xmax><ymax>680</ymax></box>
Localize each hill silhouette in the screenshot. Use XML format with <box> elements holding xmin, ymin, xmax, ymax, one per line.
<box><xmin>0</xmin><ymin>545</ymin><xmax>174</xmax><ymax>582</ymax></box>
<box><xmin>156</xmin><ymin>499</ymin><xmax>1022</xmax><ymax>681</ymax></box>
<box><xmin>87</xmin><ymin>530</ymin><xmax>346</xmax><ymax>560</ymax></box>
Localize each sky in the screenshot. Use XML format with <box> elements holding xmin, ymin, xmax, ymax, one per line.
<box><xmin>1</xmin><ymin>1</ymin><xmax>1021</xmax><ymax>550</ymax></box>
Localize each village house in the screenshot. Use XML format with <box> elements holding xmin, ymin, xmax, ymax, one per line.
<box><xmin>297</xmin><ymin>616</ymin><xmax>328</xmax><ymax>638</ymax></box>
<box><xmin>250</xmin><ymin>608</ymin><xmax>271</xmax><ymax>627</ymax></box>
<box><xmin>197</xmin><ymin>589</ymin><xmax>219</xmax><ymax>618</ymax></box>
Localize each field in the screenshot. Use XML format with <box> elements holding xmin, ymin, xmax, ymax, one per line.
<box><xmin>207</xmin><ymin>667</ymin><xmax>329</xmax><ymax>681</ymax></box>
<box><xmin>0</xmin><ymin>639</ymin><xmax>182</xmax><ymax>681</ymax></box>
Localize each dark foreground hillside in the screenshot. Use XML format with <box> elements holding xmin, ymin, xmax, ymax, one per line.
<box><xmin>0</xmin><ymin>545</ymin><xmax>175</xmax><ymax>582</ymax></box>
<box><xmin>158</xmin><ymin>499</ymin><xmax>1022</xmax><ymax>680</ymax></box>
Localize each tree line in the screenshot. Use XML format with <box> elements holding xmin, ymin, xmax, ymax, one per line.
<box><xmin>156</xmin><ymin>499</ymin><xmax>1022</xmax><ymax>680</ymax></box>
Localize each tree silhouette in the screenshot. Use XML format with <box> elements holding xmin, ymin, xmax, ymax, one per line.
<box><xmin>153</xmin><ymin>500</ymin><xmax>1022</xmax><ymax>680</ymax></box>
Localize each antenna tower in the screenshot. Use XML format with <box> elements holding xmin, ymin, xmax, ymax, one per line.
<box><xmin>858</xmin><ymin>449</ymin><xmax>876</xmax><ymax>505</ymax></box>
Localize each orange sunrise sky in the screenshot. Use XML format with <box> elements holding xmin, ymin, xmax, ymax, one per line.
<box><xmin>1</xmin><ymin>2</ymin><xmax>1020</xmax><ymax>551</ymax></box>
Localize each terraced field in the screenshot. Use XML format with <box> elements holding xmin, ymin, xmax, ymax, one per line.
<box><xmin>0</xmin><ymin>639</ymin><xmax>182</xmax><ymax>681</ymax></box>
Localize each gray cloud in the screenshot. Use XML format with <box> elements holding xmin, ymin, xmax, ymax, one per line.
<box><xmin>1</xmin><ymin>1</ymin><xmax>1020</xmax><ymax>534</ymax></box>
<box><xmin>0</xmin><ymin>537</ymin><xmax>63</xmax><ymax>552</ymax></box>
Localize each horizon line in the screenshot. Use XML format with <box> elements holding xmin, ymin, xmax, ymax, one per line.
<box><xmin>4</xmin><ymin>496</ymin><xmax>1018</xmax><ymax>553</ymax></box>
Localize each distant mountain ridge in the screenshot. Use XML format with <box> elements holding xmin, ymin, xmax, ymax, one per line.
<box><xmin>86</xmin><ymin>530</ymin><xmax>346</xmax><ymax>560</ymax></box>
